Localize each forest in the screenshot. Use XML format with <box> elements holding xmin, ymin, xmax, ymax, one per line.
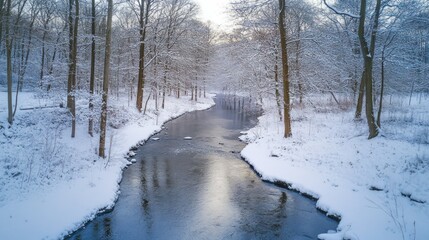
<box><xmin>0</xmin><ymin>0</ymin><xmax>428</xmax><ymax>240</ymax></box>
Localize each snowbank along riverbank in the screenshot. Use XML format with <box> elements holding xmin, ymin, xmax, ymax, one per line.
<box><xmin>240</xmin><ymin>94</ymin><xmax>429</xmax><ymax>240</ymax></box>
<box><xmin>0</xmin><ymin>91</ymin><xmax>215</xmax><ymax>239</ymax></box>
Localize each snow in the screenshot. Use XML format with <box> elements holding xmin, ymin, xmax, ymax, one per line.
<box><xmin>1</xmin><ymin>92</ymin><xmax>427</xmax><ymax>240</ymax></box>
<box><xmin>127</xmin><ymin>151</ymin><xmax>136</xmax><ymax>157</ymax></box>
<box><xmin>240</xmin><ymin>94</ymin><xmax>429</xmax><ymax>240</ymax></box>
<box><xmin>0</xmin><ymin>91</ymin><xmax>215</xmax><ymax>239</ymax></box>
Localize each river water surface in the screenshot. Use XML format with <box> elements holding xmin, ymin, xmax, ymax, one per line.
<box><xmin>67</xmin><ymin>95</ymin><xmax>337</xmax><ymax>240</ymax></box>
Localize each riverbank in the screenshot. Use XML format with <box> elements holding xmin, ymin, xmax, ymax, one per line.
<box><xmin>68</xmin><ymin>94</ymin><xmax>338</xmax><ymax>239</ymax></box>
<box><xmin>240</xmin><ymin>94</ymin><xmax>429</xmax><ymax>240</ymax></box>
<box><xmin>0</xmin><ymin>92</ymin><xmax>215</xmax><ymax>239</ymax></box>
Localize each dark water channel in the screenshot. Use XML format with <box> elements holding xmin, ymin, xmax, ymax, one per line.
<box><xmin>67</xmin><ymin>95</ymin><xmax>337</xmax><ymax>240</ymax></box>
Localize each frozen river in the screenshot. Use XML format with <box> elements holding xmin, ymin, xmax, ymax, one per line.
<box><xmin>67</xmin><ymin>95</ymin><xmax>337</xmax><ymax>239</ymax></box>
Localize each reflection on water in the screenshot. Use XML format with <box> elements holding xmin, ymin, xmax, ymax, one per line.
<box><xmin>67</xmin><ymin>95</ymin><xmax>337</xmax><ymax>240</ymax></box>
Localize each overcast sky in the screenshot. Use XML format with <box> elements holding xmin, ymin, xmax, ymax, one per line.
<box><xmin>193</xmin><ymin>0</ymin><xmax>233</xmax><ymax>31</ymax></box>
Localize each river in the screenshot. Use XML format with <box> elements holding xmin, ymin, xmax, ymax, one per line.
<box><xmin>67</xmin><ymin>95</ymin><xmax>337</xmax><ymax>240</ymax></box>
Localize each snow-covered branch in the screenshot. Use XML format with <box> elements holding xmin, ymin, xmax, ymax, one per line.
<box><xmin>323</xmin><ymin>0</ymin><xmax>359</xmax><ymax>19</ymax></box>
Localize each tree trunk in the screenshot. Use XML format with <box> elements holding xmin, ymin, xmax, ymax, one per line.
<box><xmin>296</xmin><ymin>21</ymin><xmax>303</xmax><ymax>105</ymax></box>
<box><xmin>354</xmin><ymin>70</ymin><xmax>365</xmax><ymax>119</ymax></box>
<box><xmin>274</xmin><ymin>51</ymin><xmax>282</xmax><ymax>121</ymax></box>
<box><xmin>68</xmin><ymin>0</ymin><xmax>79</xmax><ymax>138</ymax></box>
<box><xmin>0</xmin><ymin>0</ymin><xmax>5</xmax><ymax>47</ymax></box>
<box><xmin>6</xmin><ymin>0</ymin><xmax>12</xmax><ymax>125</ymax></box>
<box><xmin>88</xmin><ymin>0</ymin><xmax>96</xmax><ymax>136</ymax></box>
<box><xmin>377</xmin><ymin>50</ymin><xmax>385</xmax><ymax>128</ymax></box>
<box><xmin>18</xmin><ymin>15</ymin><xmax>36</xmax><ymax>92</ymax></box>
<box><xmin>195</xmin><ymin>84</ymin><xmax>198</xmax><ymax>102</ymax></box>
<box><xmin>40</xmin><ymin>24</ymin><xmax>48</xmax><ymax>83</ymax></box>
<box><xmin>99</xmin><ymin>0</ymin><xmax>113</xmax><ymax>158</ymax></box>
<box><xmin>409</xmin><ymin>79</ymin><xmax>415</xmax><ymax>106</ymax></box>
<box><xmin>67</xmin><ymin>0</ymin><xmax>73</xmax><ymax>109</ymax></box>
<box><xmin>357</xmin><ymin>0</ymin><xmax>380</xmax><ymax>139</ymax></box>
<box><xmin>143</xmin><ymin>90</ymin><xmax>152</xmax><ymax>115</ymax></box>
<box><xmin>136</xmin><ymin>0</ymin><xmax>151</xmax><ymax>112</ymax></box>
<box><xmin>161</xmin><ymin>62</ymin><xmax>168</xmax><ymax>109</ymax></box>
<box><xmin>278</xmin><ymin>0</ymin><xmax>292</xmax><ymax>138</ymax></box>
<box><xmin>48</xmin><ymin>24</ymin><xmax>67</xmax><ymax>78</ymax></box>
<box><xmin>14</xmin><ymin>14</ymin><xmax>37</xmax><ymax>117</ymax></box>
<box><xmin>363</xmin><ymin>60</ymin><xmax>377</xmax><ymax>138</ymax></box>
<box><xmin>135</xmin><ymin>2</ymin><xmax>145</xmax><ymax>112</ymax></box>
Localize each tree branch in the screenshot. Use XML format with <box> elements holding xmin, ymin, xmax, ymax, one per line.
<box><xmin>323</xmin><ymin>0</ymin><xmax>359</xmax><ymax>19</ymax></box>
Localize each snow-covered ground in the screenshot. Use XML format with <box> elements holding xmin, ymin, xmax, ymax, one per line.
<box><xmin>240</xmin><ymin>94</ymin><xmax>429</xmax><ymax>240</ymax></box>
<box><xmin>0</xmin><ymin>91</ymin><xmax>215</xmax><ymax>239</ymax></box>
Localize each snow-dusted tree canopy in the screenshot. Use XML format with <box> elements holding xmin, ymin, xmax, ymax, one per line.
<box><xmin>224</xmin><ymin>0</ymin><xmax>429</xmax><ymax>102</ymax></box>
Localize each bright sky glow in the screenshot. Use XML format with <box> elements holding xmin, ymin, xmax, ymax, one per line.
<box><xmin>194</xmin><ymin>0</ymin><xmax>233</xmax><ymax>31</ymax></box>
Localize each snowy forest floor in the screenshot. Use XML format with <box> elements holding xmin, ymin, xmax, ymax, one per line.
<box><xmin>240</xmin><ymin>94</ymin><xmax>429</xmax><ymax>240</ymax></box>
<box><xmin>0</xmin><ymin>91</ymin><xmax>215</xmax><ymax>239</ymax></box>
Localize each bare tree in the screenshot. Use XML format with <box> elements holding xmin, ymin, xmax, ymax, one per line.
<box><xmin>99</xmin><ymin>0</ymin><xmax>113</xmax><ymax>158</ymax></box>
<box><xmin>14</xmin><ymin>0</ymin><xmax>39</xmax><ymax>121</ymax></box>
<box><xmin>377</xmin><ymin>29</ymin><xmax>396</xmax><ymax>128</ymax></box>
<box><xmin>5</xmin><ymin>0</ymin><xmax>28</xmax><ymax>124</ymax></box>
<box><xmin>160</xmin><ymin>0</ymin><xmax>197</xmax><ymax>109</ymax></box>
<box><xmin>0</xmin><ymin>0</ymin><xmax>5</xmax><ymax>46</ymax></box>
<box><xmin>357</xmin><ymin>0</ymin><xmax>381</xmax><ymax>139</ymax></box>
<box><xmin>67</xmin><ymin>0</ymin><xmax>79</xmax><ymax>138</ymax></box>
<box><xmin>279</xmin><ymin>0</ymin><xmax>292</xmax><ymax>138</ymax></box>
<box><xmin>88</xmin><ymin>0</ymin><xmax>96</xmax><ymax>136</ymax></box>
<box><xmin>324</xmin><ymin>0</ymin><xmax>380</xmax><ymax>139</ymax></box>
<box><xmin>134</xmin><ymin>0</ymin><xmax>152</xmax><ymax>112</ymax></box>
<box><xmin>6</xmin><ymin>0</ymin><xmax>12</xmax><ymax>124</ymax></box>
<box><xmin>39</xmin><ymin>0</ymin><xmax>55</xmax><ymax>83</ymax></box>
